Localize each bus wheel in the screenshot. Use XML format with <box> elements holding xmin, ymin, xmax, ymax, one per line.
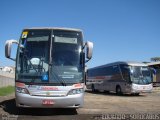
<box><xmin>91</xmin><ymin>84</ymin><xmax>96</xmax><ymax>92</ymax></box>
<box><xmin>134</xmin><ymin>93</ymin><xmax>140</xmax><ymax>96</ymax></box>
<box><xmin>116</xmin><ymin>86</ymin><xmax>122</xmax><ymax>95</ymax></box>
<box><xmin>104</xmin><ymin>90</ymin><xmax>110</xmax><ymax>94</ymax></box>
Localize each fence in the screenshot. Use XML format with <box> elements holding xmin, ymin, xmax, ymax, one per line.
<box><xmin>0</xmin><ymin>71</ymin><xmax>15</xmax><ymax>88</ymax></box>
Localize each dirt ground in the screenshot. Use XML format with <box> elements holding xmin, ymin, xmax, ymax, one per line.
<box><xmin>0</xmin><ymin>88</ymin><xmax>160</xmax><ymax>120</ymax></box>
<box><xmin>81</xmin><ymin>90</ymin><xmax>160</xmax><ymax>114</ymax></box>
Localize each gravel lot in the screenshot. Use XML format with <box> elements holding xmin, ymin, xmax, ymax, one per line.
<box><xmin>81</xmin><ymin>90</ymin><xmax>160</xmax><ymax>114</ymax></box>
<box><xmin>0</xmin><ymin>88</ymin><xmax>160</xmax><ymax>120</ymax></box>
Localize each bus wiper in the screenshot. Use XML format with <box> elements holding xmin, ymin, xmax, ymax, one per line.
<box><xmin>60</xmin><ymin>79</ymin><xmax>66</xmax><ymax>86</ymax></box>
<box><xmin>56</xmin><ymin>77</ymin><xmax>66</xmax><ymax>86</ymax></box>
<box><xmin>51</xmin><ymin>71</ymin><xmax>66</xmax><ymax>86</ymax></box>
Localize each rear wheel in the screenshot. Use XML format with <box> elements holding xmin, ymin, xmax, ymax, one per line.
<box><xmin>104</xmin><ymin>90</ymin><xmax>110</xmax><ymax>93</ymax></box>
<box><xmin>91</xmin><ymin>84</ymin><xmax>96</xmax><ymax>92</ymax></box>
<box><xmin>134</xmin><ymin>93</ymin><xmax>140</xmax><ymax>96</ymax></box>
<box><xmin>116</xmin><ymin>86</ymin><xmax>122</xmax><ymax>95</ymax></box>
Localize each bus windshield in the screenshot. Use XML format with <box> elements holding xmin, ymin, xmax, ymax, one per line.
<box><xmin>50</xmin><ymin>31</ymin><xmax>83</xmax><ymax>85</ymax></box>
<box><xmin>130</xmin><ymin>66</ymin><xmax>152</xmax><ymax>85</ymax></box>
<box><xmin>16</xmin><ymin>30</ymin><xmax>84</xmax><ymax>85</ymax></box>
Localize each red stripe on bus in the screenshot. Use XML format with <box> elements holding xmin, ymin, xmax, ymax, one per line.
<box><xmin>16</xmin><ymin>82</ymin><xmax>25</xmax><ymax>88</ymax></box>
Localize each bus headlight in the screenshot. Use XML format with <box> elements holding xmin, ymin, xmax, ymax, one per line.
<box><xmin>149</xmin><ymin>84</ymin><xmax>153</xmax><ymax>90</ymax></box>
<box><xmin>16</xmin><ymin>87</ymin><xmax>29</xmax><ymax>94</ymax></box>
<box><xmin>132</xmin><ymin>84</ymin><xmax>138</xmax><ymax>89</ymax></box>
<box><xmin>67</xmin><ymin>88</ymin><xmax>84</xmax><ymax>95</ymax></box>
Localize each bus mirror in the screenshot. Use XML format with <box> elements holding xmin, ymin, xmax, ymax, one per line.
<box><xmin>5</xmin><ymin>39</ymin><xmax>19</xmax><ymax>61</ymax></box>
<box><xmin>86</xmin><ymin>41</ymin><xmax>93</xmax><ymax>60</ymax></box>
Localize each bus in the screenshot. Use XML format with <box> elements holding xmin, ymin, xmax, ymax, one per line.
<box><xmin>86</xmin><ymin>61</ymin><xmax>153</xmax><ymax>95</ymax></box>
<box><xmin>147</xmin><ymin>61</ymin><xmax>160</xmax><ymax>87</ymax></box>
<box><xmin>5</xmin><ymin>27</ymin><xmax>93</xmax><ymax>108</ymax></box>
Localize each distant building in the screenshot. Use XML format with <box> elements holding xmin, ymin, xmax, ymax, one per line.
<box><xmin>0</xmin><ymin>66</ymin><xmax>14</xmax><ymax>73</ymax></box>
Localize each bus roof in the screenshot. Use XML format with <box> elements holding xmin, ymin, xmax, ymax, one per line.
<box><xmin>89</xmin><ymin>61</ymin><xmax>148</xmax><ymax>70</ymax></box>
<box><xmin>23</xmin><ymin>27</ymin><xmax>82</xmax><ymax>32</ymax></box>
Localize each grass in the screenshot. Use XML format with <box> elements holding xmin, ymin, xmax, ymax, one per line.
<box><xmin>0</xmin><ymin>86</ymin><xmax>15</xmax><ymax>96</ymax></box>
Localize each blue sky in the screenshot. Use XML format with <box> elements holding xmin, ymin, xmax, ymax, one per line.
<box><xmin>0</xmin><ymin>0</ymin><xmax>160</xmax><ymax>68</ymax></box>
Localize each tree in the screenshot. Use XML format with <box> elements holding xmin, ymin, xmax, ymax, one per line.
<box><xmin>151</xmin><ymin>57</ymin><xmax>160</xmax><ymax>62</ymax></box>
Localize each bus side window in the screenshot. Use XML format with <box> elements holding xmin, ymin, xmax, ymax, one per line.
<box><xmin>113</xmin><ymin>65</ymin><xmax>120</xmax><ymax>74</ymax></box>
<box><xmin>112</xmin><ymin>65</ymin><xmax>121</xmax><ymax>80</ymax></box>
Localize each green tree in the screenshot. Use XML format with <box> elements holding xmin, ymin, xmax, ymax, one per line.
<box><xmin>151</xmin><ymin>57</ymin><xmax>160</xmax><ymax>62</ymax></box>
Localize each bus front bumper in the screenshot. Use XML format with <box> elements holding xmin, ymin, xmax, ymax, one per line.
<box><xmin>15</xmin><ymin>93</ymin><xmax>84</xmax><ymax>108</ymax></box>
<box><xmin>131</xmin><ymin>84</ymin><xmax>153</xmax><ymax>93</ymax></box>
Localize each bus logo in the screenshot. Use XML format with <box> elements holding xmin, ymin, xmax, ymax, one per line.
<box><xmin>42</xmin><ymin>75</ymin><xmax>48</xmax><ymax>81</ymax></box>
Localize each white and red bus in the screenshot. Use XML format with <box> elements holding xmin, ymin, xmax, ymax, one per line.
<box><xmin>5</xmin><ymin>27</ymin><xmax>93</xmax><ymax>108</ymax></box>
<box><xmin>86</xmin><ymin>61</ymin><xmax>152</xmax><ymax>95</ymax></box>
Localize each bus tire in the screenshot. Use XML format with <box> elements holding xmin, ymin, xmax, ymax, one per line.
<box><xmin>104</xmin><ymin>90</ymin><xmax>110</xmax><ymax>93</ymax></box>
<box><xmin>116</xmin><ymin>86</ymin><xmax>122</xmax><ymax>95</ymax></box>
<box><xmin>91</xmin><ymin>84</ymin><xmax>96</xmax><ymax>92</ymax></box>
<box><xmin>134</xmin><ymin>93</ymin><xmax>140</xmax><ymax>96</ymax></box>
